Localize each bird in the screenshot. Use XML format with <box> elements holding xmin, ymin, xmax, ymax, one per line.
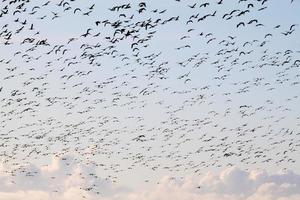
<box><xmin>237</xmin><ymin>22</ymin><xmax>245</xmax><ymax>28</ymax></box>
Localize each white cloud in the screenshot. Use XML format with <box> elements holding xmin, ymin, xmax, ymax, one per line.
<box><xmin>102</xmin><ymin>167</ymin><xmax>300</xmax><ymax>200</ymax></box>
<box><xmin>0</xmin><ymin>191</ymin><xmax>50</xmax><ymax>200</ymax></box>
<box><xmin>0</xmin><ymin>158</ymin><xmax>300</xmax><ymax>200</ymax></box>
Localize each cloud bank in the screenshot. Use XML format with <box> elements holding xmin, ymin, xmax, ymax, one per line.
<box><xmin>0</xmin><ymin>157</ymin><xmax>300</xmax><ymax>200</ymax></box>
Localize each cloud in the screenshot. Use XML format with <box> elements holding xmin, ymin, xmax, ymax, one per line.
<box><xmin>0</xmin><ymin>158</ymin><xmax>300</xmax><ymax>200</ymax></box>
<box><xmin>0</xmin><ymin>156</ymin><xmax>127</xmax><ymax>200</ymax></box>
<box><xmin>0</xmin><ymin>191</ymin><xmax>50</xmax><ymax>200</ymax></box>
<box><xmin>102</xmin><ymin>167</ymin><xmax>300</xmax><ymax>200</ymax></box>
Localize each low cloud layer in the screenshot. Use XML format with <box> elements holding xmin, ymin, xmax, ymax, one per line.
<box><xmin>0</xmin><ymin>157</ymin><xmax>300</xmax><ymax>200</ymax></box>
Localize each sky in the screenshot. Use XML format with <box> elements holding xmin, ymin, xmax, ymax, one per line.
<box><xmin>0</xmin><ymin>0</ymin><xmax>300</xmax><ymax>199</ymax></box>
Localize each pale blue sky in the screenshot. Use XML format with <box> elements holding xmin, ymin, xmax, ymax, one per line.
<box><xmin>0</xmin><ymin>0</ymin><xmax>300</xmax><ymax>191</ymax></box>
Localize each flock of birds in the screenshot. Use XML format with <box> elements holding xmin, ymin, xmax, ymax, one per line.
<box><xmin>0</xmin><ymin>0</ymin><xmax>300</xmax><ymax>198</ymax></box>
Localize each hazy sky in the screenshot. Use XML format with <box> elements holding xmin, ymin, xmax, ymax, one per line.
<box><xmin>0</xmin><ymin>0</ymin><xmax>300</xmax><ymax>199</ymax></box>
